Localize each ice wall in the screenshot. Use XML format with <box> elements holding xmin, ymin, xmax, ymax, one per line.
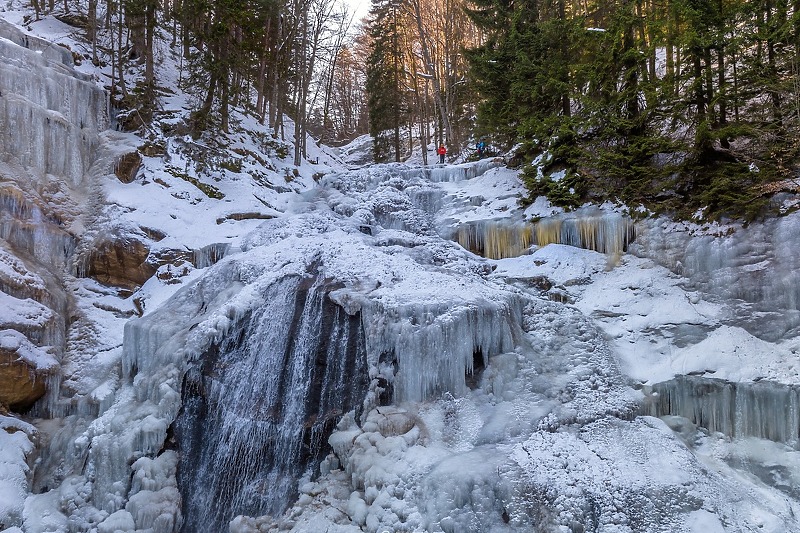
<box><xmin>0</xmin><ymin>183</ymin><xmax>76</xmax><ymax>277</ymax></box>
<box><xmin>0</xmin><ymin>21</ymin><xmax>109</xmax><ymax>186</ymax></box>
<box><xmin>456</xmin><ymin>220</ymin><xmax>534</xmax><ymax>259</ymax></box>
<box><xmin>630</xmin><ymin>215</ymin><xmax>800</xmax><ymax>340</ymax></box>
<box><xmin>0</xmin><ymin>20</ymin><xmax>112</xmax><ymax>425</ymax></box>
<box><xmin>362</xmin><ymin>296</ymin><xmax>522</xmax><ymax>403</ymax></box>
<box><xmin>642</xmin><ymin>376</ymin><xmax>800</xmax><ymax>447</ymax></box>
<box><xmin>174</xmin><ymin>273</ymin><xmax>369</xmax><ymax>531</ymax></box>
<box><xmin>455</xmin><ymin>212</ymin><xmax>635</xmax><ymax>259</ymax></box>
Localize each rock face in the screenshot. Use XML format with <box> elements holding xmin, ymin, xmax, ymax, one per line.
<box><xmin>0</xmin><ymin>351</ymin><xmax>47</xmax><ymax>412</ymax></box>
<box><xmin>0</xmin><ymin>330</ymin><xmax>57</xmax><ymax>412</ymax></box>
<box><xmin>84</xmin><ymin>235</ymin><xmax>157</xmax><ymax>291</ymax></box>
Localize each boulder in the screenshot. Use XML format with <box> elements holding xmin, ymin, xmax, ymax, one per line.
<box><xmin>115</xmin><ymin>152</ymin><xmax>142</xmax><ymax>184</ymax></box>
<box><xmin>84</xmin><ymin>236</ymin><xmax>156</xmax><ymax>291</ymax></box>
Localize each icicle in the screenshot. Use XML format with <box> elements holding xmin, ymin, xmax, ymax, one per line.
<box><xmin>630</xmin><ymin>215</ymin><xmax>800</xmax><ymax>339</ymax></box>
<box><xmin>454</xmin><ymin>213</ymin><xmax>635</xmax><ymax>260</ymax></box>
<box><xmin>192</xmin><ymin>243</ymin><xmax>232</xmax><ymax>268</ymax></box>
<box><xmin>0</xmin><ymin>184</ymin><xmax>76</xmax><ymax>273</ymax></box>
<box><xmin>363</xmin><ymin>295</ymin><xmax>524</xmax><ymax>403</ymax></box>
<box><xmin>0</xmin><ymin>34</ymin><xmax>109</xmax><ymax>185</ymax></box>
<box><xmin>642</xmin><ymin>376</ymin><xmax>800</xmax><ymax>448</ymax></box>
<box><xmin>456</xmin><ymin>221</ymin><xmax>534</xmax><ymax>259</ymax></box>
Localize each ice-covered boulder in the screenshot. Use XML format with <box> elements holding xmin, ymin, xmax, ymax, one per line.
<box><xmin>0</xmin><ymin>415</ymin><xmax>36</xmax><ymax>529</ymax></box>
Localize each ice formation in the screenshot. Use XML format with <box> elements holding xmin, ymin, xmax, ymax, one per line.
<box><xmin>642</xmin><ymin>376</ymin><xmax>800</xmax><ymax>446</ymax></box>
<box><xmin>113</xmin><ymin>174</ymin><xmax>526</xmax><ymax>529</ymax></box>
<box><xmin>174</xmin><ymin>273</ymin><xmax>371</xmax><ymax>530</ymax></box>
<box><xmin>631</xmin><ymin>216</ymin><xmax>800</xmax><ymax>341</ymax></box>
<box><xmin>454</xmin><ymin>212</ymin><xmax>635</xmax><ymax>260</ymax></box>
<box><xmin>0</xmin><ymin>19</ymin><xmax>108</xmax><ymax>185</ymax></box>
<box><xmin>96</xmin><ymin>161</ymin><xmax>800</xmax><ymax>532</ymax></box>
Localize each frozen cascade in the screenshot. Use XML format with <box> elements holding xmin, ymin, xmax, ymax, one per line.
<box><xmin>14</xmin><ymin>104</ymin><xmax>798</xmax><ymax>533</ymax></box>
<box><xmin>399</xmin><ymin>158</ymin><xmax>504</xmax><ymax>183</ymax></box>
<box><xmin>174</xmin><ymin>272</ymin><xmax>369</xmax><ymax>531</ymax></box>
<box><xmin>630</xmin><ymin>215</ymin><xmax>800</xmax><ymax>340</ymax></box>
<box><xmin>0</xmin><ymin>25</ymin><xmax>111</xmax><ymax>422</ymax></box>
<box><xmin>363</xmin><ymin>296</ymin><xmax>521</xmax><ymax>403</ymax></box>
<box><xmin>322</xmin><ymin>158</ymin><xmax>502</xmax><ymax>194</ymax></box>
<box><xmin>455</xmin><ymin>212</ymin><xmax>636</xmax><ymax>259</ymax></box>
<box><xmin>0</xmin><ymin>183</ymin><xmax>76</xmax><ymax>278</ymax></box>
<box><xmin>642</xmin><ymin>376</ymin><xmax>800</xmax><ymax>447</ymax></box>
<box><xmin>75</xmin><ymin>158</ymin><xmax>525</xmax><ymax>531</ymax></box>
<box><xmin>0</xmin><ymin>22</ymin><xmax>109</xmax><ymax>185</ymax></box>
<box><xmin>456</xmin><ymin>220</ymin><xmax>534</xmax><ymax>259</ymax></box>
<box><xmin>192</xmin><ymin>242</ymin><xmax>233</xmax><ymax>268</ymax></box>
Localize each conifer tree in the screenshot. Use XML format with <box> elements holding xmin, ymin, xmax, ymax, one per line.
<box><xmin>366</xmin><ymin>0</ymin><xmax>407</xmax><ymax>162</ymax></box>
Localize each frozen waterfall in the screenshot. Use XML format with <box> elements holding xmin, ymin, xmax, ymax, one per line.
<box><xmin>0</xmin><ymin>20</ymin><xmax>109</xmax><ymax>185</ymax></box>
<box><xmin>642</xmin><ymin>376</ymin><xmax>800</xmax><ymax>447</ymax></box>
<box><xmin>630</xmin><ymin>216</ymin><xmax>800</xmax><ymax>341</ymax></box>
<box><xmin>174</xmin><ymin>273</ymin><xmax>369</xmax><ymax>530</ymax></box>
<box><xmin>5</xmin><ymin>32</ymin><xmax>800</xmax><ymax>529</ymax></box>
<box><xmin>454</xmin><ymin>212</ymin><xmax>635</xmax><ymax>259</ymax></box>
<box><xmin>0</xmin><ymin>18</ymin><xmax>111</xmax><ymax>422</ymax></box>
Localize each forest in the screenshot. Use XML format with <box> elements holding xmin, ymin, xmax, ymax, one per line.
<box><xmin>24</xmin><ymin>0</ymin><xmax>800</xmax><ymax>219</ymax></box>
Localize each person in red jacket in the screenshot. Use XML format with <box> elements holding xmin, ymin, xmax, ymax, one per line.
<box><xmin>437</xmin><ymin>144</ymin><xmax>447</xmax><ymax>164</ymax></box>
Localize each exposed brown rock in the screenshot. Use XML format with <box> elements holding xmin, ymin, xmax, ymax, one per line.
<box><xmin>115</xmin><ymin>152</ymin><xmax>142</xmax><ymax>184</ymax></box>
<box><xmin>215</xmin><ymin>212</ymin><xmax>276</xmax><ymax>224</ymax></box>
<box><xmin>758</xmin><ymin>178</ymin><xmax>800</xmax><ymax>196</ymax></box>
<box><xmin>85</xmin><ymin>236</ymin><xmax>156</xmax><ymax>291</ymax></box>
<box><xmin>0</xmin><ymin>345</ymin><xmax>49</xmax><ymax>412</ymax></box>
<box><xmin>139</xmin><ymin>141</ymin><xmax>166</xmax><ymax>157</ymax></box>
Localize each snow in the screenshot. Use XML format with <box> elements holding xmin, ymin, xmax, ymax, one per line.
<box><xmin>0</xmin><ymin>292</ymin><xmax>53</xmax><ymax>330</ymax></box>
<box><xmin>0</xmin><ymin>416</ymin><xmax>35</xmax><ymax>528</ymax></box>
<box><xmin>0</xmin><ymin>329</ymin><xmax>58</xmax><ymax>370</ymax></box>
<box><xmin>0</xmin><ymin>248</ymin><xmax>46</xmax><ymax>294</ymax></box>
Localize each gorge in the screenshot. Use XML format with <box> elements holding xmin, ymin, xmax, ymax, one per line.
<box><xmin>2</xmin><ymin>11</ymin><xmax>800</xmax><ymax>533</ymax></box>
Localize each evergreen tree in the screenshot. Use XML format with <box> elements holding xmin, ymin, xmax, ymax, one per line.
<box><xmin>366</xmin><ymin>0</ymin><xmax>407</xmax><ymax>162</ymax></box>
<box><xmin>467</xmin><ymin>0</ymin><xmax>800</xmax><ymax>219</ymax></box>
<box><xmin>466</xmin><ymin>0</ymin><xmax>579</xmax><ymax>151</ymax></box>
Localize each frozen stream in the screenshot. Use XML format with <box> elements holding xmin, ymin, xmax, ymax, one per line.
<box><xmin>14</xmin><ymin>160</ymin><xmax>791</xmax><ymax>533</ymax></box>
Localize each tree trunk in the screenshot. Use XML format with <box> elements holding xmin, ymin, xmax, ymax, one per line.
<box><xmin>411</xmin><ymin>0</ymin><xmax>452</xmax><ymax>148</ymax></box>
<box><xmin>88</xmin><ymin>0</ymin><xmax>97</xmax><ymax>63</ymax></box>
<box><xmin>716</xmin><ymin>0</ymin><xmax>728</xmax><ymax>148</ymax></box>
<box><xmin>255</xmin><ymin>21</ymin><xmax>271</xmax><ymax>124</ymax></box>
<box><xmin>665</xmin><ymin>0</ymin><xmax>674</xmax><ymax>86</ymax></box>
<box><xmin>704</xmin><ymin>46</ymin><xmax>715</xmax><ymax>124</ymax></box>
<box><xmin>766</xmin><ymin>0</ymin><xmax>783</xmax><ymax>127</ymax></box>
<box><xmin>117</xmin><ymin>7</ymin><xmax>127</xmax><ymax>97</ymax></box>
<box><xmin>144</xmin><ymin>0</ymin><xmax>155</xmax><ymax>97</ymax></box>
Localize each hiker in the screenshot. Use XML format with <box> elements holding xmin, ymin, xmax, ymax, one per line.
<box><xmin>476</xmin><ymin>139</ymin><xmax>486</xmax><ymax>157</ymax></box>
<box><xmin>437</xmin><ymin>144</ymin><xmax>447</xmax><ymax>164</ymax></box>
